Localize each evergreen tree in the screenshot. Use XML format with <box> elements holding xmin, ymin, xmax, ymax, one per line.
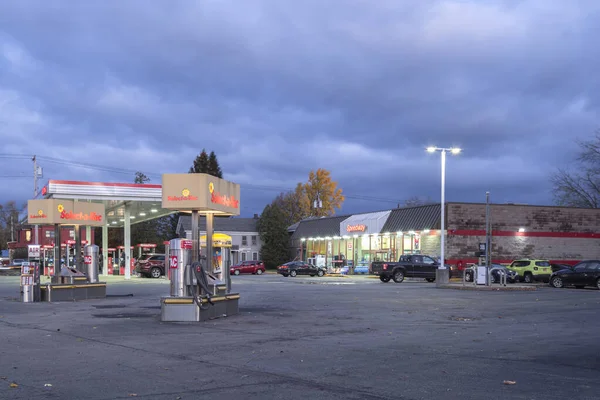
<box><xmin>257</xmin><ymin>203</ymin><xmax>290</xmax><ymax>269</ymax></box>
<box><xmin>134</xmin><ymin>171</ymin><xmax>150</xmax><ymax>184</ymax></box>
<box><xmin>207</xmin><ymin>151</ymin><xmax>223</xmax><ymax>178</ymax></box>
<box><xmin>189</xmin><ymin>149</ymin><xmax>210</xmax><ymax>173</ymax></box>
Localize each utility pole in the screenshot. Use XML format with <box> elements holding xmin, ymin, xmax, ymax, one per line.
<box><xmin>10</xmin><ymin>214</ymin><xmax>14</xmax><ymax>241</ymax></box>
<box><xmin>33</xmin><ymin>155</ymin><xmax>38</xmax><ymax>198</ymax></box>
<box><xmin>485</xmin><ymin>192</ymin><xmax>492</xmax><ymax>284</ymax></box>
<box><xmin>32</xmin><ymin>155</ymin><xmax>43</xmax><ymax>245</ymax></box>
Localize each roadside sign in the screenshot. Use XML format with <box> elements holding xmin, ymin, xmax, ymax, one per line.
<box><xmin>169</xmin><ymin>255</ymin><xmax>178</xmax><ymax>269</ymax></box>
<box><xmin>28</xmin><ymin>245</ymin><xmax>41</xmax><ymax>258</ymax></box>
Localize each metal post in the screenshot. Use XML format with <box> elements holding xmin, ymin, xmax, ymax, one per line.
<box><xmin>206</xmin><ymin>213</ymin><xmax>214</xmax><ymax>277</ymax></box>
<box><xmin>53</xmin><ymin>224</ymin><xmax>60</xmax><ymax>282</ymax></box>
<box><xmin>440</xmin><ymin>149</ymin><xmax>446</xmax><ymax>270</ymax></box>
<box><xmin>124</xmin><ymin>205</ymin><xmax>131</xmax><ymax>279</ymax></box>
<box><xmin>33</xmin><ymin>155</ymin><xmax>39</xmax><ymax>246</ymax></box>
<box><xmin>191</xmin><ymin>211</ymin><xmax>199</xmax><ymax>263</ymax></box>
<box><xmin>485</xmin><ymin>192</ymin><xmax>491</xmax><ymax>285</ymax></box>
<box><xmin>102</xmin><ymin>223</ymin><xmax>108</xmax><ymax>277</ymax></box>
<box><xmin>74</xmin><ymin>225</ymin><xmax>81</xmax><ymax>271</ymax></box>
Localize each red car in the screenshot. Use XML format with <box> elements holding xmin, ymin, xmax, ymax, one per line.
<box><xmin>230</xmin><ymin>261</ymin><xmax>266</xmax><ymax>275</ymax></box>
<box><xmin>135</xmin><ymin>253</ymin><xmax>166</xmax><ymax>278</ymax></box>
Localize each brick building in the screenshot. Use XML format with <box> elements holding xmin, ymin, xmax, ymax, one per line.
<box><xmin>7</xmin><ymin>225</ymin><xmax>93</xmax><ymax>250</ymax></box>
<box><xmin>288</xmin><ymin>203</ymin><xmax>600</xmax><ymax>269</ymax></box>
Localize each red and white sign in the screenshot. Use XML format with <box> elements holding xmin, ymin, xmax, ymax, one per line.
<box><xmin>169</xmin><ymin>255</ymin><xmax>178</xmax><ymax>269</ymax></box>
<box><xmin>84</xmin><ymin>255</ymin><xmax>93</xmax><ymax>264</ymax></box>
<box><xmin>65</xmin><ymin>240</ymin><xmax>76</xmax><ymax>245</ymax></box>
<box><xmin>181</xmin><ymin>240</ymin><xmax>193</xmax><ymax>250</ymax></box>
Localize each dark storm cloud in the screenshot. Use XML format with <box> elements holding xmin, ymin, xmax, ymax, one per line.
<box><xmin>0</xmin><ymin>0</ymin><xmax>599</xmax><ymax>215</ymax></box>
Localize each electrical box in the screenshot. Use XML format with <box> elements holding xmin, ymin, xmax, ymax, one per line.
<box><xmin>476</xmin><ymin>266</ymin><xmax>488</xmax><ymax>285</ymax></box>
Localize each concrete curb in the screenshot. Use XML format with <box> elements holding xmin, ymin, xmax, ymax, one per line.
<box><xmin>437</xmin><ymin>284</ymin><xmax>538</xmax><ymax>291</ymax></box>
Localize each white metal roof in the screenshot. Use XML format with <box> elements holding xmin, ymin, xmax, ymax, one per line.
<box><xmin>42</xmin><ymin>179</ymin><xmax>174</xmax><ymax>228</ymax></box>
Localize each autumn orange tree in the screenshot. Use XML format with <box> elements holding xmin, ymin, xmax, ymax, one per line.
<box><xmin>303</xmin><ymin>169</ymin><xmax>345</xmax><ymax>217</ymax></box>
<box><xmin>271</xmin><ymin>169</ymin><xmax>345</xmax><ymax>225</ymax></box>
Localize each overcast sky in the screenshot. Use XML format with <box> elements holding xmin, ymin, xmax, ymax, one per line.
<box><xmin>1</xmin><ymin>0</ymin><xmax>598</xmax><ymax>217</ymax></box>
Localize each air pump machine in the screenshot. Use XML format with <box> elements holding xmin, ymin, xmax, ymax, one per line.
<box><xmin>160</xmin><ymin>238</ymin><xmax>239</xmax><ymax>322</ymax></box>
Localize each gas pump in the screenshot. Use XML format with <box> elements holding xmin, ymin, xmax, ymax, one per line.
<box><xmin>159</xmin><ymin>173</ymin><xmax>241</xmax><ymax>322</ymax></box>
<box><xmin>116</xmin><ymin>246</ymin><xmax>134</xmax><ymax>275</ymax></box>
<box><xmin>161</xmin><ymin>238</ymin><xmax>237</xmax><ymax>322</ymax></box>
<box><xmin>201</xmin><ymin>233</ymin><xmax>232</xmax><ymax>284</ymax></box>
<box><xmin>107</xmin><ymin>248</ymin><xmax>116</xmax><ymax>275</ymax></box>
<box><xmin>42</xmin><ymin>245</ymin><xmax>54</xmax><ymax>275</ymax></box>
<box><xmin>137</xmin><ymin>243</ymin><xmax>157</xmax><ymax>259</ymax></box>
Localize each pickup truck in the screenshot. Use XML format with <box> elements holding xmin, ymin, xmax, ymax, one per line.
<box><xmin>371</xmin><ymin>254</ymin><xmax>451</xmax><ymax>283</ymax></box>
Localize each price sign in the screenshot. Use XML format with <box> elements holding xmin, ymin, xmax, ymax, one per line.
<box><xmin>169</xmin><ymin>255</ymin><xmax>178</xmax><ymax>269</ymax></box>
<box><xmin>84</xmin><ymin>255</ymin><xmax>93</xmax><ymax>264</ymax></box>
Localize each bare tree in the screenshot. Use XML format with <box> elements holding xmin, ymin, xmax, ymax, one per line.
<box><xmin>551</xmin><ymin>133</ymin><xmax>600</xmax><ymax>208</ymax></box>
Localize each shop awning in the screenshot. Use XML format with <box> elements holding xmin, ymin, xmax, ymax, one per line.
<box><xmin>339</xmin><ymin>211</ymin><xmax>392</xmax><ymax>236</ymax></box>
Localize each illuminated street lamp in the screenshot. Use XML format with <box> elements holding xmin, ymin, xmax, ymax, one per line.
<box><xmin>426</xmin><ymin>146</ymin><xmax>462</xmax><ymax>279</ymax></box>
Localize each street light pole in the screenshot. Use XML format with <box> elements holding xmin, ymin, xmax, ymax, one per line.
<box><xmin>440</xmin><ymin>149</ymin><xmax>446</xmax><ymax>272</ymax></box>
<box><xmin>426</xmin><ymin>146</ymin><xmax>461</xmax><ymax>285</ymax></box>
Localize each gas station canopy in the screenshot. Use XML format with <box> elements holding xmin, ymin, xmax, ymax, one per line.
<box><xmin>40</xmin><ymin>180</ymin><xmax>175</xmax><ymax>227</ymax></box>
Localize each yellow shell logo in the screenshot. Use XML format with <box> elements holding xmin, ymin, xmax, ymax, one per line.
<box><xmin>181</xmin><ymin>188</ymin><xmax>190</xmax><ymax>197</ymax></box>
<box><xmin>37</xmin><ymin>209</ymin><xmax>43</xmax><ymax>216</ymax></box>
<box><xmin>208</xmin><ymin>182</ymin><xmax>214</xmax><ymax>194</ymax></box>
<box><xmin>57</xmin><ymin>204</ymin><xmax>64</xmax><ymax>213</ymax></box>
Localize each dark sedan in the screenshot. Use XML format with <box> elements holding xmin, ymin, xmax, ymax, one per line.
<box><xmin>277</xmin><ymin>261</ymin><xmax>325</xmax><ymax>277</ymax></box>
<box><xmin>551</xmin><ymin>263</ymin><xmax>573</xmax><ymax>273</ymax></box>
<box><xmin>550</xmin><ymin>260</ymin><xmax>600</xmax><ymax>289</ymax></box>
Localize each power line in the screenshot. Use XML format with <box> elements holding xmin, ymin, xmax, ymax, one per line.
<box><xmin>0</xmin><ymin>153</ymin><xmax>405</xmax><ymax>204</ymax></box>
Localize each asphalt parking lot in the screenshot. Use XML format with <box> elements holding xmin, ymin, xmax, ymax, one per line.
<box><xmin>1</xmin><ymin>273</ymin><xmax>599</xmax><ymax>400</ymax></box>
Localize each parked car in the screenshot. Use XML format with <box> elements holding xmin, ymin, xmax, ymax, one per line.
<box><xmin>551</xmin><ymin>263</ymin><xmax>573</xmax><ymax>273</ymax></box>
<box><xmin>230</xmin><ymin>260</ymin><xmax>266</xmax><ymax>275</ymax></box>
<box><xmin>371</xmin><ymin>254</ymin><xmax>451</xmax><ymax>283</ymax></box>
<box><xmin>340</xmin><ymin>263</ymin><xmax>369</xmax><ymax>275</ymax></box>
<box><xmin>464</xmin><ymin>264</ymin><xmax>517</xmax><ymax>283</ymax></box>
<box><xmin>506</xmin><ymin>259</ymin><xmax>552</xmax><ymax>283</ymax></box>
<box><xmin>135</xmin><ymin>253</ymin><xmax>166</xmax><ymax>278</ymax></box>
<box><xmin>354</xmin><ymin>263</ymin><xmax>369</xmax><ymax>274</ymax></box>
<box><xmin>550</xmin><ymin>260</ymin><xmax>600</xmax><ymax>289</ymax></box>
<box><xmin>277</xmin><ymin>261</ymin><xmax>325</xmax><ymax>277</ymax></box>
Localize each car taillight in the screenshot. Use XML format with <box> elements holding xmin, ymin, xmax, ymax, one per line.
<box><xmin>383</xmin><ymin>263</ymin><xmax>388</xmax><ymax>270</ymax></box>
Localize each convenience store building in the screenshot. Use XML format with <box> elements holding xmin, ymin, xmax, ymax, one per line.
<box><xmin>288</xmin><ymin>203</ymin><xmax>600</xmax><ymax>269</ymax></box>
